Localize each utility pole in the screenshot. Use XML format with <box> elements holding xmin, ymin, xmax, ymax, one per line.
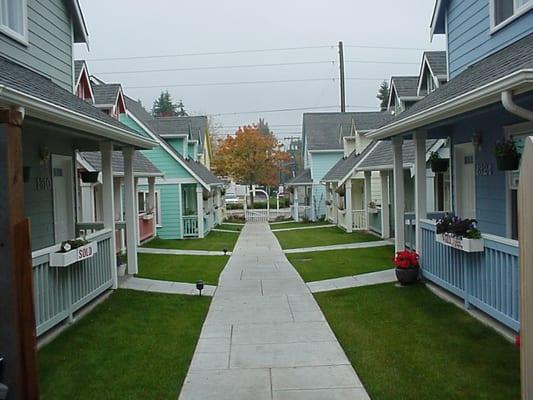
<box><xmin>338</xmin><ymin>41</ymin><xmax>346</xmax><ymax>112</ymax></box>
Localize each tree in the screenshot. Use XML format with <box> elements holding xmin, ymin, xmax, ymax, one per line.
<box><xmin>377</xmin><ymin>80</ymin><xmax>390</xmax><ymax>111</ymax></box>
<box><xmin>176</xmin><ymin>100</ymin><xmax>188</xmax><ymax>116</ymax></box>
<box><xmin>152</xmin><ymin>90</ymin><xmax>177</xmax><ymax>117</ymax></box>
<box><xmin>257</xmin><ymin>118</ymin><xmax>271</xmax><ymax>135</ymax></box>
<box><xmin>212</xmin><ymin>125</ymin><xmax>290</xmax><ymax>205</ymax></box>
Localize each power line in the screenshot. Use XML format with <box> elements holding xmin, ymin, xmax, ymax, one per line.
<box><xmin>211</xmin><ymin>104</ymin><xmax>376</xmax><ymax>116</ymax></box>
<box><xmin>346</xmin><ymin>59</ymin><xmax>418</xmax><ymax>65</ymax></box>
<box><xmin>87</xmin><ymin>45</ymin><xmax>335</xmax><ymax>62</ymax></box>
<box><xmin>93</xmin><ymin>60</ymin><xmax>336</xmax><ymax>75</ymax></box>
<box><xmin>344</xmin><ymin>44</ymin><xmax>430</xmax><ymax>51</ymax></box>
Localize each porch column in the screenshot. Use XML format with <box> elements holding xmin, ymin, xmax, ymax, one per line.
<box><xmin>414</xmin><ymin>131</ymin><xmax>427</xmax><ymax>253</ymax></box>
<box><xmin>197</xmin><ymin>184</ymin><xmax>205</xmax><ymax>238</ymax></box>
<box><xmin>134</xmin><ymin>177</ymin><xmax>140</xmax><ymax>245</ymax></box>
<box><xmin>0</xmin><ymin>107</ymin><xmax>39</xmax><ymax>398</ymax></box>
<box><xmin>100</xmin><ymin>142</ymin><xmax>118</xmax><ymax>288</ymax></box>
<box><xmin>113</xmin><ymin>177</ymin><xmax>125</xmax><ymax>252</ymax></box>
<box><xmin>309</xmin><ymin>185</ymin><xmax>316</xmax><ymax>221</ymax></box>
<box><xmin>148</xmin><ymin>177</ymin><xmax>156</xmax><ymax>236</ymax></box>
<box><xmin>392</xmin><ymin>136</ymin><xmax>405</xmax><ymax>251</ymax></box>
<box><xmin>345</xmin><ymin>180</ymin><xmax>353</xmax><ymax>232</ymax></box>
<box><xmin>380</xmin><ymin>171</ymin><xmax>390</xmax><ymax>239</ymax></box>
<box><xmin>123</xmin><ymin>147</ymin><xmax>138</xmax><ymax>275</ymax></box>
<box><xmin>293</xmin><ymin>187</ymin><xmax>299</xmax><ymax>222</ymax></box>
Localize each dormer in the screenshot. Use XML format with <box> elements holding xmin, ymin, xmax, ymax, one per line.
<box><xmin>74</xmin><ymin>60</ymin><xmax>94</xmax><ymax>103</ymax></box>
<box><xmin>388</xmin><ymin>76</ymin><xmax>423</xmax><ymax>115</ymax></box>
<box><xmin>91</xmin><ymin>81</ymin><xmax>127</xmax><ymax>120</ymax></box>
<box><xmin>417</xmin><ymin>51</ymin><xmax>448</xmax><ymax>97</ymax></box>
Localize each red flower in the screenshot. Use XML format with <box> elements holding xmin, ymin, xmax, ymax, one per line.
<box><xmin>515</xmin><ymin>335</ymin><xmax>521</xmax><ymax>348</ymax></box>
<box><xmin>393</xmin><ymin>250</ymin><xmax>419</xmax><ymax>269</ymax></box>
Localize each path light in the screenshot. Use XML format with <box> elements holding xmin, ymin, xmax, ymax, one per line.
<box><xmin>223</xmin><ymin>247</ymin><xmax>228</xmax><ymax>255</ymax></box>
<box><xmin>196</xmin><ymin>280</ymin><xmax>204</xmax><ymax>296</ymax></box>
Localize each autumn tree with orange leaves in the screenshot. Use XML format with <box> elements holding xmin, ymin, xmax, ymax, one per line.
<box><xmin>213</xmin><ymin>125</ymin><xmax>290</xmax><ymax>201</ymax></box>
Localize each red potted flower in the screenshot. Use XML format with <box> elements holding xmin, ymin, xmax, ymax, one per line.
<box><xmin>393</xmin><ymin>250</ymin><xmax>419</xmax><ymax>285</ymax></box>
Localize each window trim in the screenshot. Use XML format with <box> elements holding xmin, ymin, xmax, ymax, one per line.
<box><xmin>0</xmin><ymin>0</ymin><xmax>29</xmax><ymax>46</ymax></box>
<box><xmin>138</xmin><ymin>189</ymin><xmax>162</xmax><ymax>227</ymax></box>
<box><xmin>490</xmin><ymin>0</ymin><xmax>533</xmax><ymax>34</ymax></box>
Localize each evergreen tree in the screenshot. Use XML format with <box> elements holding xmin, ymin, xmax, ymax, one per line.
<box><xmin>176</xmin><ymin>100</ymin><xmax>188</xmax><ymax>116</ymax></box>
<box><xmin>257</xmin><ymin>118</ymin><xmax>272</xmax><ymax>135</ymax></box>
<box><xmin>377</xmin><ymin>80</ymin><xmax>390</xmax><ymax>111</ymax></box>
<box><xmin>152</xmin><ymin>91</ymin><xmax>177</xmax><ymax>117</ymax></box>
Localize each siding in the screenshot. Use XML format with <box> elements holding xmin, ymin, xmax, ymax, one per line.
<box><xmin>309</xmin><ymin>151</ymin><xmax>343</xmax><ymax>218</ymax></box>
<box><xmin>166</xmin><ymin>138</ymin><xmax>186</xmax><ymax>156</ymax></box>
<box><xmin>447</xmin><ymin>0</ymin><xmax>533</xmax><ymax>78</ymax></box>
<box><xmin>0</xmin><ymin>0</ymin><xmax>74</xmax><ymax>90</ymax></box>
<box><xmin>187</xmin><ymin>143</ymin><xmax>196</xmax><ymax>160</ymax></box>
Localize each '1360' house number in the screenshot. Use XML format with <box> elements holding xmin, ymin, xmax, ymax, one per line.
<box><xmin>476</xmin><ymin>162</ymin><xmax>493</xmax><ymax>176</ymax></box>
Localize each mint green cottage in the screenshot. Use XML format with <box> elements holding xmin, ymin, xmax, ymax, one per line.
<box><xmin>121</xmin><ymin>97</ymin><xmax>224</xmax><ymax>239</ymax></box>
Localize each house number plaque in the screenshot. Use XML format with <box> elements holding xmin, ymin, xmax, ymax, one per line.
<box><xmin>475</xmin><ymin>162</ymin><xmax>493</xmax><ymax>176</ymax></box>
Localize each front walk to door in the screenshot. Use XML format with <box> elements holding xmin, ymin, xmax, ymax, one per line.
<box><xmin>179</xmin><ymin>223</ymin><xmax>369</xmax><ymax>400</ymax></box>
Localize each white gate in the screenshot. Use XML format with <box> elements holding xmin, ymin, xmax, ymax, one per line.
<box><xmin>244</xmin><ymin>186</ymin><xmax>270</xmax><ymax>222</ymax></box>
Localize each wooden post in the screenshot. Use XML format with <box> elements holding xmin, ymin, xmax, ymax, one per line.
<box><xmin>0</xmin><ymin>108</ymin><xmax>40</xmax><ymax>399</ymax></box>
<box><xmin>380</xmin><ymin>170</ymin><xmax>390</xmax><ymax>239</ymax></box>
<box><xmin>197</xmin><ymin>184</ymin><xmax>204</xmax><ymax>238</ymax></box>
<box><xmin>345</xmin><ymin>179</ymin><xmax>353</xmax><ymax>232</ymax></box>
<box><xmin>392</xmin><ymin>136</ymin><xmax>405</xmax><ymax>251</ymax></box>
<box><xmin>113</xmin><ymin>177</ymin><xmax>125</xmax><ymax>253</ymax></box>
<box><xmin>148</xmin><ymin>177</ymin><xmax>156</xmax><ymax>237</ymax></box>
<box><xmin>293</xmin><ymin>187</ymin><xmax>299</xmax><ymax>222</ymax></box>
<box><xmin>123</xmin><ymin>147</ymin><xmax>138</xmax><ymax>275</ymax></box>
<box><xmin>414</xmin><ymin>131</ymin><xmax>427</xmax><ymax>253</ymax></box>
<box><xmin>519</xmin><ymin>136</ymin><xmax>533</xmax><ymax>400</ymax></box>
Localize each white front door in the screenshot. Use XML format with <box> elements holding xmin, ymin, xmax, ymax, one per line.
<box><xmin>52</xmin><ymin>155</ymin><xmax>75</xmax><ymax>243</ymax></box>
<box><xmin>455</xmin><ymin>143</ymin><xmax>476</xmax><ymax>219</ymax></box>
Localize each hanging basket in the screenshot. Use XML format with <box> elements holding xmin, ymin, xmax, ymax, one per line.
<box><xmin>430</xmin><ymin>159</ymin><xmax>449</xmax><ymax>173</ymax></box>
<box><xmin>335</xmin><ymin>186</ymin><xmax>345</xmax><ymax>197</ymax></box>
<box><xmin>495</xmin><ymin>154</ymin><xmax>520</xmax><ymax>171</ymax></box>
<box><xmin>203</xmin><ymin>189</ymin><xmax>210</xmax><ymax>201</ymax></box>
<box><xmin>80</xmin><ymin>171</ymin><xmax>99</xmax><ymax>183</ymax></box>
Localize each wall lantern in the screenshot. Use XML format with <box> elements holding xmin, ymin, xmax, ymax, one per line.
<box><xmin>472</xmin><ymin>131</ymin><xmax>482</xmax><ymax>151</ymax></box>
<box><xmin>39</xmin><ymin>146</ymin><xmax>50</xmax><ymax>165</ymax></box>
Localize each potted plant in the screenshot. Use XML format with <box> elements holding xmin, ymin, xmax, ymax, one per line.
<box><xmin>393</xmin><ymin>250</ymin><xmax>419</xmax><ymax>285</ymax></box>
<box><xmin>494</xmin><ymin>138</ymin><xmax>520</xmax><ymax>171</ymax></box>
<box><xmin>220</xmin><ymin>188</ymin><xmax>226</xmax><ymax>196</ymax></box>
<box><xmin>335</xmin><ymin>185</ymin><xmax>345</xmax><ymax>197</ymax></box>
<box><xmin>368</xmin><ymin>201</ymin><xmax>379</xmax><ymax>213</ymax></box>
<box><xmin>429</xmin><ymin>151</ymin><xmax>449</xmax><ymax>173</ymax></box>
<box><xmin>203</xmin><ymin>190</ymin><xmax>210</xmax><ymax>201</ymax></box>
<box><xmin>436</xmin><ymin>214</ymin><xmax>484</xmax><ymax>252</ymax></box>
<box><xmin>80</xmin><ymin>171</ymin><xmax>99</xmax><ymax>183</ymax></box>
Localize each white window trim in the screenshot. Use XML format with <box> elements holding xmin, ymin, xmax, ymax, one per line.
<box><xmin>490</xmin><ymin>0</ymin><xmax>533</xmax><ymax>34</ymax></box>
<box><xmin>0</xmin><ymin>0</ymin><xmax>29</xmax><ymax>46</ymax></box>
<box><xmin>138</xmin><ymin>189</ymin><xmax>162</xmax><ymax>227</ymax></box>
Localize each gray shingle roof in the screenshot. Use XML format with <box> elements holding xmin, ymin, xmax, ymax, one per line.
<box><xmin>287</xmin><ymin>168</ymin><xmax>312</xmax><ymax>185</ymax></box>
<box><xmin>322</xmin><ymin>143</ymin><xmax>376</xmax><ymax>182</ymax></box>
<box><xmin>391</xmin><ymin>76</ymin><xmax>420</xmax><ymax>98</ymax></box>
<box><xmin>425</xmin><ymin>51</ymin><xmax>447</xmax><ymax>77</ymax></box>
<box><xmin>0</xmin><ymin>56</ymin><xmax>144</xmax><ymax>138</ymax></box>
<box><xmin>377</xmin><ymin>33</ymin><xmax>533</xmax><ymax>132</ymax></box>
<box><xmin>154</xmin><ymin>115</ymin><xmax>207</xmax><ymax>143</ymax></box>
<box><xmin>303</xmin><ymin>112</ymin><xmax>393</xmax><ymax>150</ymax></box>
<box><xmin>80</xmin><ymin>151</ymin><xmax>162</xmax><ymax>176</ymax></box>
<box><xmin>357</xmin><ymin>139</ymin><xmax>437</xmax><ymax>170</ymax></box>
<box><xmin>93</xmin><ymin>84</ymin><xmax>121</xmax><ymax>106</ymax></box>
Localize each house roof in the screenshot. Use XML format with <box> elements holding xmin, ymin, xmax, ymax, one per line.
<box><xmin>370</xmin><ymin>33</ymin><xmax>533</xmax><ymax>139</ymax></box>
<box><xmin>286</xmin><ymin>168</ymin><xmax>312</xmax><ymax>186</ymax></box>
<box><xmin>74</xmin><ymin>60</ymin><xmax>85</xmax><ymax>83</ymax></box>
<box><xmin>303</xmin><ymin>112</ymin><xmax>392</xmax><ymax>151</ymax></box>
<box><xmin>80</xmin><ymin>151</ymin><xmax>163</xmax><ymax>176</ymax></box>
<box><xmin>425</xmin><ymin>51</ymin><xmax>447</xmax><ymax>78</ymax></box>
<box><xmin>67</xmin><ymin>0</ymin><xmax>89</xmax><ymax>44</ymax></box>
<box><xmin>0</xmin><ymin>55</ymin><xmax>152</xmax><ymax>147</ymax></box>
<box><xmin>357</xmin><ymin>139</ymin><xmax>438</xmax><ymax>170</ymax></box>
<box><xmin>93</xmin><ymin>84</ymin><xmax>122</xmax><ymax>107</ymax></box>
<box><xmin>391</xmin><ymin>76</ymin><xmax>421</xmax><ymax>98</ymax></box>
<box><xmin>321</xmin><ymin>142</ymin><xmax>377</xmax><ymax>183</ymax></box>
<box><xmin>154</xmin><ymin>115</ymin><xmax>207</xmax><ymax>143</ymax></box>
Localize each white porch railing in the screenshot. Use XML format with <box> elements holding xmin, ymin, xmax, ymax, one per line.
<box><xmin>352</xmin><ymin>210</ymin><xmax>368</xmax><ymax>230</ymax></box>
<box><xmin>245</xmin><ymin>209</ymin><xmax>269</xmax><ymax>222</ymax></box>
<box><xmin>298</xmin><ymin>205</ymin><xmax>311</xmax><ymax>220</ymax></box>
<box><xmin>183</xmin><ymin>215</ymin><xmax>198</xmax><ymax>237</ymax></box>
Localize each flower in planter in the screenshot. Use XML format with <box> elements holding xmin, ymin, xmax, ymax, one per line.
<box><xmin>429</xmin><ymin>151</ymin><xmax>449</xmax><ymax>173</ymax></box>
<box><xmin>368</xmin><ymin>201</ymin><xmax>377</xmax><ymax>209</ymax></box>
<box><xmin>60</xmin><ymin>238</ymin><xmax>89</xmax><ymax>253</ymax></box>
<box><xmin>393</xmin><ymin>250</ymin><xmax>419</xmax><ymax>269</ymax></box>
<box><xmin>494</xmin><ymin>138</ymin><xmax>521</xmax><ymax>170</ymax></box>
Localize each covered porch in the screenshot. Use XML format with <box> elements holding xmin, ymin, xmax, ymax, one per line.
<box><xmin>287</xmin><ymin>168</ymin><xmax>313</xmax><ymax>221</ymax></box>
<box><xmin>181</xmin><ymin>183</ymin><xmax>224</xmax><ymax>238</ymax></box>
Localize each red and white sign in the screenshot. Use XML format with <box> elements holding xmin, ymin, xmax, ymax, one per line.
<box><xmin>50</xmin><ymin>242</ymin><xmax>98</xmax><ymax>267</ymax></box>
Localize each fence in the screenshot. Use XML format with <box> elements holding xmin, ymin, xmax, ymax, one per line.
<box><xmin>245</xmin><ymin>209</ymin><xmax>269</xmax><ymax>222</ymax></box>
<box><xmin>420</xmin><ymin>219</ymin><xmax>520</xmax><ymax>331</ymax></box>
<box><xmin>352</xmin><ymin>210</ymin><xmax>368</xmax><ymax>230</ymax></box>
<box><xmin>183</xmin><ymin>216</ymin><xmax>198</xmax><ymax>237</ymax></box>
<box><xmin>31</xmin><ymin>229</ymin><xmax>114</xmax><ymax>336</ymax></box>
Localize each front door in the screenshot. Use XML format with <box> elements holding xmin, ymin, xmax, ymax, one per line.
<box><xmin>454</xmin><ymin>143</ymin><xmax>476</xmax><ymax>219</ymax></box>
<box><xmin>52</xmin><ymin>155</ymin><xmax>75</xmax><ymax>242</ymax></box>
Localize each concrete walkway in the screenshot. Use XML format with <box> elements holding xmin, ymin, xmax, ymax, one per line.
<box><xmin>307</xmin><ymin>269</ymin><xmax>396</xmax><ymax>293</ymax></box>
<box><xmin>138</xmin><ymin>247</ymin><xmax>232</xmax><ymax>256</ymax></box>
<box><xmin>120</xmin><ymin>276</ymin><xmax>217</xmax><ymax>296</ymax></box>
<box><xmin>284</xmin><ymin>239</ymin><xmax>393</xmax><ymax>254</ymax></box>
<box><xmin>179</xmin><ymin>223</ymin><xmax>369</xmax><ymax>400</ymax></box>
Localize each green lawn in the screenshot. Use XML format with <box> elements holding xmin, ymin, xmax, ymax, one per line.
<box><xmin>39</xmin><ymin>290</ymin><xmax>210</xmax><ymax>400</ymax></box>
<box><xmin>217</xmin><ymin>223</ymin><xmax>243</xmax><ymax>232</ymax></box>
<box><xmin>287</xmin><ymin>246</ymin><xmax>394</xmax><ymax>282</ymax></box>
<box><xmin>274</xmin><ymin>226</ymin><xmax>380</xmax><ymax>249</ymax></box>
<box><xmin>143</xmin><ymin>231</ymin><xmax>239</xmax><ymax>251</ymax></box>
<box><xmin>270</xmin><ymin>221</ymin><xmax>332</xmax><ymax>230</ymax></box>
<box><xmin>315</xmin><ymin>284</ymin><xmax>520</xmax><ymax>400</ymax></box>
<box><xmin>137</xmin><ymin>253</ymin><xmax>228</xmax><ymax>285</ymax></box>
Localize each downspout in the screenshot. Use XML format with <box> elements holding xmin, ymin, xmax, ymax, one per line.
<box><xmin>502</xmin><ymin>90</ymin><xmax>533</xmax><ymax>121</ymax></box>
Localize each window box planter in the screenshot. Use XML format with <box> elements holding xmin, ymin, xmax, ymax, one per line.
<box><xmin>436</xmin><ymin>233</ymin><xmax>484</xmax><ymax>253</ymax></box>
<box><xmin>80</xmin><ymin>171</ymin><xmax>99</xmax><ymax>183</ymax></box>
<box><xmin>50</xmin><ymin>242</ymin><xmax>98</xmax><ymax>267</ymax></box>
<box><xmin>495</xmin><ymin>154</ymin><xmax>520</xmax><ymax>171</ymax></box>
<box><xmin>430</xmin><ymin>158</ymin><xmax>449</xmax><ymax>173</ymax></box>
<box><xmin>368</xmin><ymin>207</ymin><xmax>379</xmax><ymax>214</ymax></box>
<box><xmin>142</xmin><ymin>213</ymin><xmax>154</xmax><ymax>220</ymax></box>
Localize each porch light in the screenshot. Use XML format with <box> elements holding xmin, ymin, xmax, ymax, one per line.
<box><xmin>223</xmin><ymin>247</ymin><xmax>228</xmax><ymax>255</ymax></box>
<box><xmin>472</xmin><ymin>131</ymin><xmax>482</xmax><ymax>151</ymax></box>
<box><xmin>196</xmin><ymin>280</ymin><xmax>204</xmax><ymax>296</ymax></box>
<box><xmin>39</xmin><ymin>146</ymin><xmax>50</xmax><ymax>165</ymax></box>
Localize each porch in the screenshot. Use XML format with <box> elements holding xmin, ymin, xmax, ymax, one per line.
<box><xmin>181</xmin><ymin>183</ymin><xmax>223</xmax><ymax>238</ymax></box>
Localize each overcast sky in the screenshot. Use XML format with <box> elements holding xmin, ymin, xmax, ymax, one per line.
<box><xmin>76</xmin><ymin>0</ymin><xmax>445</xmax><ymax>140</ymax></box>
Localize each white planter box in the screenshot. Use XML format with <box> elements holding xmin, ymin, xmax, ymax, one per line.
<box><xmin>368</xmin><ymin>208</ymin><xmax>379</xmax><ymax>214</ymax></box>
<box><xmin>436</xmin><ymin>233</ymin><xmax>484</xmax><ymax>253</ymax></box>
<box><xmin>50</xmin><ymin>242</ymin><xmax>98</xmax><ymax>267</ymax></box>
<box><xmin>142</xmin><ymin>213</ymin><xmax>154</xmax><ymax>220</ymax></box>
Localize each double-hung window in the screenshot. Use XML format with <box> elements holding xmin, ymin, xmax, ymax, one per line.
<box><xmin>492</xmin><ymin>0</ymin><xmax>533</xmax><ymax>31</ymax></box>
<box><xmin>0</xmin><ymin>0</ymin><xmax>27</xmax><ymax>44</ymax></box>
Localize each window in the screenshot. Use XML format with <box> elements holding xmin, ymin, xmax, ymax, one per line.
<box><xmin>492</xmin><ymin>0</ymin><xmax>533</xmax><ymax>30</ymax></box>
<box><xmin>138</xmin><ymin>191</ymin><xmax>162</xmax><ymax>226</ymax></box>
<box><xmin>0</xmin><ymin>0</ymin><xmax>27</xmax><ymax>43</ymax></box>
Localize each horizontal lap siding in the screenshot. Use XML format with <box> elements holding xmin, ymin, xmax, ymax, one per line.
<box><xmin>157</xmin><ymin>184</ymin><xmax>181</xmax><ymax>239</ymax></box>
<box><xmin>310</xmin><ymin>152</ymin><xmax>343</xmax><ymax>218</ymax></box>
<box><xmin>447</xmin><ymin>0</ymin><xmax>533</xmax><ymax>78</ymax></box>
<box><xmin>0</xmin><ymin>0</ymin><xmax>73</xmax><ymax>90</ymax></box>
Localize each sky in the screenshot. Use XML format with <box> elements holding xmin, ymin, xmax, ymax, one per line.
<box><xmin>75</xmin><ymin>0</ymin><xmax>445</xmax><ymax>140</ymax></box>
